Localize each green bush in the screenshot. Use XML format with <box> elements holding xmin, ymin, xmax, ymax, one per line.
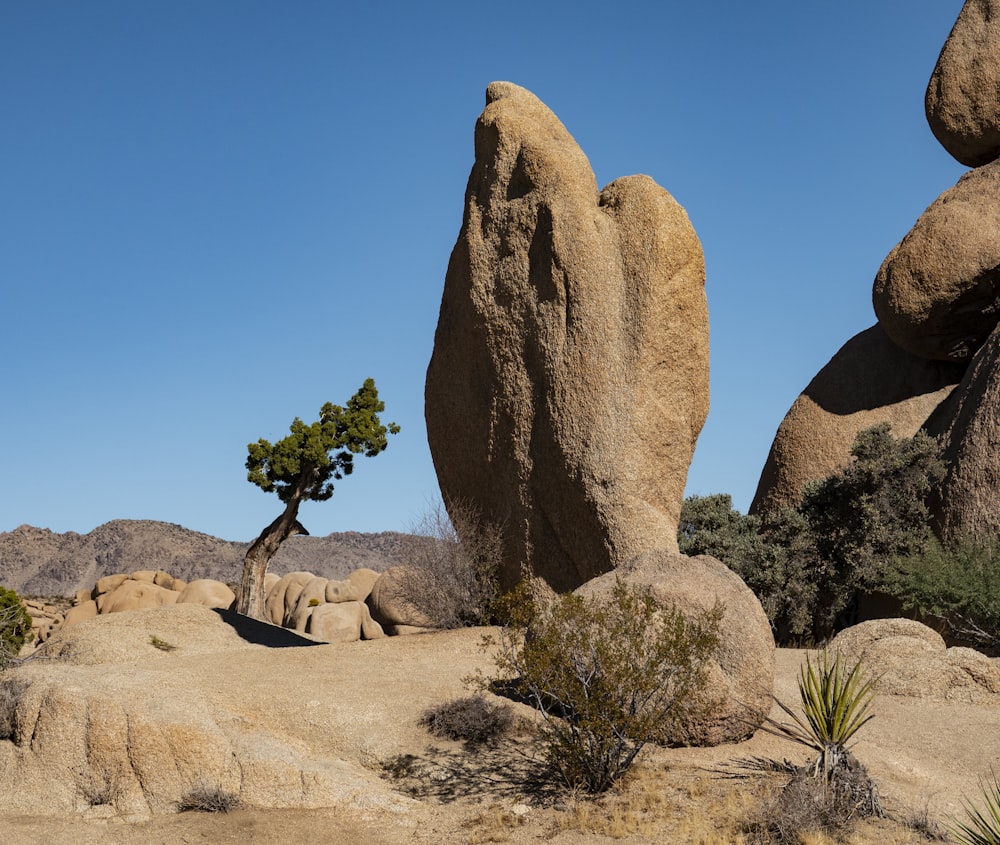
<box><xmin>418</xmin><ymin>694</ymin><xmax>514</xmax><ymax>746</ymax></box>
<box><xmin>489</xmin><ymin>578</ymin><xmax>721</xmax><ymax>793</ymax></box>
<box><xmin>887</xmin><ymin>535</ymin><xmax>1000</xmax><ymax>653</ymax></box>
<box><xmin>680</xmin><ymin>425</ymin><xmax>946</xmax><ymax>644</ymax></box>
<box><xmin>0</xmin><ymin>587</ymin><xmax>33</xmax><ymax>668</ymax></box>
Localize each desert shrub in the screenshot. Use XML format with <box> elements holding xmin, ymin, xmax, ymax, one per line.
<box><xmin>396</xmin><ymin>498</ymin><xmax>504</xmax><ymax>628</ymax></box>
<box><xmin>761</xmin><ymin>652</ymin><xmax>877</xmax><ymax>780</ymax></box>
<box><xmin>678</xmin><ymin>493</ymin><xmax>765</xmax><ymax>561</ymax></box>
<box><xmin>887</xmin><ymin>535</ymin><xmax>1000</xmax><ymax>653</ymax></box>
<box><xmin>681</xmin><ymin>425</ymin><xmax>946</xmax><ymax>644</ymax></box>
<box><xmin>0</xmin><ymin>676</ymin><xmax>29</xmax><ymax>740</ymax></box>
<box><xmin>952</xmin><ymin>770</ymin><xmax>1000</xmax><ymax>845</ymax></box>
<box><xmin>418</xmin><ymin>694</ymin><xmax>514</xmax><ymax>746</ymax></box>
<box><xmin>748</xmin><ymin>652</ymin><xmax>881</xmax><ymax>841</ymax></box>
<box><xmin>176</xmin><ymin>783</ymin><xmax>241</xmax><ymax>813</ymax></box>
<box><xmin>743</xmin><ymin>755</ymin><xmax>881</xmax><ymax>844</ymax></box>
<box><xmin>0</xmin><ymin>587</ymin><xmax>33</xmax><ymax>669</ymax></box>
<box><xmin>489</xmin><ymin>578</ymin><xmax>721</xmax><ymax>794</ymax></box>
<box><xmin>796</xmin><ymin>424</ymin><xmax>945</xmax><ymax>633</ymax></box>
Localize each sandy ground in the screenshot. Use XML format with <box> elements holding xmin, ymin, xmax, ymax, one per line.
<box><xmin>3</xmin><ymin>609</ymin><xmax>999</xmax><ymax>844</ymax></box>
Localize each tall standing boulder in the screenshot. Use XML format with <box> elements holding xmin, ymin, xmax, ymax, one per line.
<box><xmin>926</xmin><ymin>0</ymin><xmax>1000</xmax><ymax>167</ymax></box>
<box><xmin>425</xmin><ymin>82</ymin><xmax>709</xmax><ymax>592</ymax></box>
<box><xmin>751</xmin><ymin>324</ymin><xmax>964</xmax><ymax>515</ymax></box>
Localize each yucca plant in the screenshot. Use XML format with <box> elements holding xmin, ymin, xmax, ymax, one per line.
<box><xmin>760</xmin><ymin>651</ymin><xmax>877</xmax><ymax>779</ymax></box>
<box><xmin>952</xmin><ymin>771</ymin><xmax>1000</xmax><ymax>845</ymax></box>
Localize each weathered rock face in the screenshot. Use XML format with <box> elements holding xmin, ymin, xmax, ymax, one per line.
<box><xmin>926</xmin><ymin>0</ymin><xmax>1000</xmax><ymax>167</ymax></box>
<box><xmin>830</xmin><ymin>618</ymin><xmax>1000</xmax><ymax>703</ymax></box>
<box><xmin>751</xmin><ymin>325</ymin><xmax>964</xmax><ymax>515</ymax></box>
<box><xmin>929</xmin><ymin>323</ymin><xmax>1000</xmax><ymax>537</ymax></box>
<box><xmin>425</xmin><ymin>82</ymin><xmax>709</xmax><ymax>592</ymax></box>
<box><xmin>575</xmin><ymin>550</ymin><xmax>775</xmax><ymax>746</ymax></box>
<box><xmin>872</xmin><ymin>160</ymin><xmax>1000</xmax><ymax>363</ymax></box>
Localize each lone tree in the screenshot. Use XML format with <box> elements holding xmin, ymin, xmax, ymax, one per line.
<box><xmin>236</xmin><ymin>378</ymin><xmax>399</xmax><ymax>619</ymax></box>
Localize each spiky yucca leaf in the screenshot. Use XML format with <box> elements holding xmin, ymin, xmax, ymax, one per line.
<box><xmin>798</xmin><ymin>651</ymin><xmax>876</xmax><ymax>749</ymax></box>
<box><xmin>952</xmin><ymin>771</ymin><xmax>1000</xmax><ymax>845</ymax></box>
<box><xmin>758</xmin><ymin>651</ymin><xmax>876</xmax><ymax>778</ymax></box>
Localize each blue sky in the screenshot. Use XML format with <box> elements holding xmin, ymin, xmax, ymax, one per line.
<box><xmin>1</xmin><ymin>1</ymin><xmax>967</xmax><ymax>541</ymax></box>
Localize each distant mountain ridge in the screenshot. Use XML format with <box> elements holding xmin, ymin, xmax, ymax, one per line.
<box><xmin>0</xmin><ymin>520</ymin><xmax>410</xmax><ymax>597</ymax></box>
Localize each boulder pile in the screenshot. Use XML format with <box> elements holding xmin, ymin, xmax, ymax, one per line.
<box><xmin>752</xmin><ymin>0</ymin><xmax>1000</xmax><ymax>537</ymax></box>
<box><xmin>44</xmin><ymin>566</ymin><xmax>428</xmax><ymax>645</ymax></box>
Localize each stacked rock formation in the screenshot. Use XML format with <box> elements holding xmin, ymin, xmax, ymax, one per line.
<box><xmin>752</xmin><ymin>0</ymin><xmax>1000</xmax><ymax>537</ymax></box>
<box><xmin>426</xmin><ymin>81</ymin><xmax>710</xmax><ymax>593</ymax></box>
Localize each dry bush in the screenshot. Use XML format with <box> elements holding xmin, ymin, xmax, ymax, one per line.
<box><xmin>419</xmin><ymin>695</ymin><xmax>514</xmax><ymax>747</ymax></box>
<box><xmin>176</xmin><ymin>783</ymin><xmax>241</xmax><ymax>813</ymax></box>
<box><xmin>397</xmin><ymin>498</ymin><xmax>504</xmax><ymax>628</ymax></box>
<box><xmin>742</xmin><ymin>757</ymin><xmax>881</xmax><ymax>844</ymax></box>
<box><xmin>0</xmin><ymin>676</ymin><xmax>28</xmax><ymax>740</ymax></box>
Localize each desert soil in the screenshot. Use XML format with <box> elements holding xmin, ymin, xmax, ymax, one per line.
<box><xmin>2</xmin><ymin>608</ymin><xmax>999</xmax><ymax>845</ymax></box>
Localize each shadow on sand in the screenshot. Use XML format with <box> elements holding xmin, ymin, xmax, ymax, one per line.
<box><xmin>212</xmin><ymin>608</ymin><xmax>323</xmax><ymax>648</ymax></box>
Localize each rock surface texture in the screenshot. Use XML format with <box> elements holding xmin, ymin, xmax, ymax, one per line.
<box><xmin>830</xmin><ymin>618</ymin><xmax>1000</xmax><ymax>703</ymax></box>
<box><xmin>751</xmin><ymin>325</ymin><xmax>964</xmax><ymax>515</ymax></box>
<box><xmin>929</xmin><ymin>323</ymin><xmax>1000</xmax><ymax>537</ymax></box>
<box><xmin>575</xmin><ymin>550</ymin><xmax>775</xmax><ymax>746</ymax></box>
<box><xmin>926</xmin><ymin>0</ymin><xmax>1000</xmax><ymax>167</ymax></box>
<box><xmin>426</xmin><ymin>82</ymin><xmax>709</xmax><ymax>592</ymax></box>
<box><xmin>872</xmin><ymin>161</ymin><xmax>1000</xmax><ymax>363</ymax></box>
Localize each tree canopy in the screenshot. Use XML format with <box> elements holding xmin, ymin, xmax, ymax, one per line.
<box><xmin>236</xmin><ymin>378</ymin><xmax>399</xmax><ymax>619</ymax></box>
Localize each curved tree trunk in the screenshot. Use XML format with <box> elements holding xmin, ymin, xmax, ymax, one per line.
<box><xmin>236</xmin><ymin>493</ymin><xmax>306</xmax><ymax>620</ymax></box>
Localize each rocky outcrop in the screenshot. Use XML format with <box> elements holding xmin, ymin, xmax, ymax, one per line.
<box><xmin>872</xmin><ymin>161</ymin><xmax>1000</xmax><ymax>363</ymax></box>
<box><xmin>751</xmin><ymin>325</ymin><xmax>964</xmax><ymax>515</ymax></box>
<box><xmin>929</xmin><ymin>323</ymin><xmax>1000</xmax><ymax>537</ymax></box>
<box><xmin>926</xmin><ymin>0</ymin><xmax>1000</xmax><ymax>167</ymax></box>
<box><xmin>575</xmin><ymin>550</ymin><xmax>775</xmax><ymax>746</ymax></box>
<box><xmin>426</xmin><ymin>82</ymin><xmax>709</xmax><ymax>592</ymax></box>
<box><xmin>754</xmin><ymin>3</ymin><xmax>1000</xmax><ymax>519</ymax></box>
<box><xmin>52</xmin><ymin>566</ymin><xmax>386</xmax><ymax>645</ymax></box>
<box><xmin>830</xmin><ymin>618</ymin><xmax>1000</xmax><ymax>703</ymax></box>
<box><xmin>0</xmin><ymin>605</ymin><xmax>419</xmax><ymax>817</ymax></box>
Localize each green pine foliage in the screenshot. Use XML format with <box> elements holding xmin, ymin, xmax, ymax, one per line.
<box><xmin>237</xmin><ymin>377</ymin><xmax>399</xmax><ymax>618</ymax></box>
<box><xmin>0</xmin><ymin>587</ymin><xmax>34</xmax><ymax>668</ymax></box>
<box><xmin>246</xmin><ymin>377</ymin><xmax>400</xmax><ymax>503</ymax></box>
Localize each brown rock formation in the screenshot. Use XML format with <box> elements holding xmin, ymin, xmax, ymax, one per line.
<box><xmin>926</xmin><ymin>0</ymin><xmax>1000</xmax><ymax>167</ymax></box>
<box><xmin>425</xmin><ymin>82</ymin><xmax>709</xmax><ymax>592</ymax></box>
<box><xmin>575</xmin><ymin>550</ymin><xmax>774</xmax><ymax>746</ymax></box>
<box><xmin>928</xmin><ymin>323</ymin><xmax>1000</xmax><ymax>537</ymax></box>
<box><xmin>872</xmin><ymin>160</ymin><xmax>1000</xmax><ymax>363</ymax></box>
<box><xmin>830</xmin><ymin>618</ymin><xmax>1000</xmax><ymax>703</ymax></box>
<box><xmin>751</xmin><ymin>325</ymin><xmax>964</xmax><ymax>516</ymax></box>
